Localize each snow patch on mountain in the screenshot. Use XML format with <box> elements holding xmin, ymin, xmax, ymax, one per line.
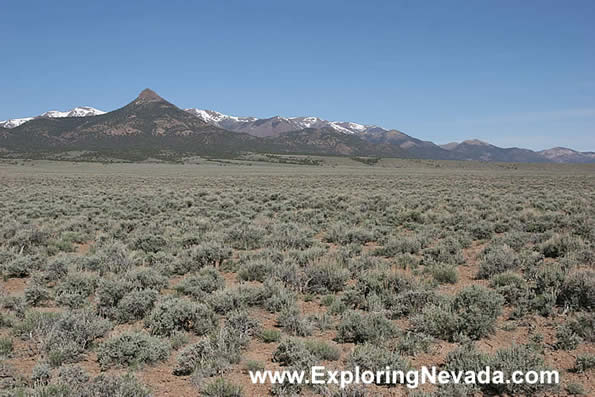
<box><xmin>41</xmin><ymin>106</ymin><xmax>105</xmax><ymax>118</ymax></box>
<box><xmin>185</xmin><ymin>108</ymin><xmax>381</xmax><ymax>136</ymax></box>
<box><xmin>0</xmin><ymin>117</ymin><xmax>34</xmax><ymax>129</ymax></box>
<box><xmin>1</xmin><ymin>106</ymin><xmax>105</xmax><ymax>128</ymax></box>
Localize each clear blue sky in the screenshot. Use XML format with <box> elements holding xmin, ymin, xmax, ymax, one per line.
<box><xmin>1</xmin><ymin>0</ymin><xmax>593</xmax><ymax>151</ymax></box>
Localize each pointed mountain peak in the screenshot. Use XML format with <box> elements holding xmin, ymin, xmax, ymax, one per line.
<box><xmin>136</xmin><ymin>88</ymin><xmax>164</xmax><ymax>102</ymax></box>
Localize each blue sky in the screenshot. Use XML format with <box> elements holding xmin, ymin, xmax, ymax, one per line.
<box><xmin>1</xmin><ymin>0</ymin><xmax>593</xmax><ymax>151</ymax></box>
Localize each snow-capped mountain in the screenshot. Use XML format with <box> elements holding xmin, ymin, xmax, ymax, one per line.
<box><xmin>41</xmin><ymin>106</ymin><xmax>106</xmax><ymax>118</ymax></box>
<box><xmin>0</xmin><ymin>106</ymin><xmax>105</xmax><ymax>128</ymax></box>
<box><xmin>184</xmin><ymin>108</ymin><xmax>380</xmax><ymax>137</ymax></box>
<box><xmin>0</xmin><ymin>117</ymin><xmax>34</xmax><ymax>129</ymax></box>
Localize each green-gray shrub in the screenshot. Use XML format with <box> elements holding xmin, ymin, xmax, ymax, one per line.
<box><xmin>304</xmin><ymin>262</ymin><xmax>350</xmax><ymax>294</ymax></box>
<box><xmin>97</xmin><ymin>331</ymin><xmax>170</xmax><ymax>369</ymax></box>
<box><xmin>146</xmin><ymin>296</ymin><xmax>217</xmax><ymax>336</ymax></box>
<box><xmin>201</xmin><ymin>378</ymin><xmax>244</xmax><ymax>397</ymax></box>
<box><xmin>173</xmin><ymin>339</ymin><xmax>215</xmax><ymax>375</ymax></box>
<box><xmin>175</xmin><ymin>266</ymin><xmax>225</xmax><ymax>299</ymax></box>
<box><xmin>272</xmin><ymin>338</ymin><xmax>316</xmax><ymax>367</ymax></box>
<box><xmin>277</xmin><ymin>304</ymin><xmax>313</xmax><ymax>337</ymax></box>
<box><xmin>558</xmin><ymin>270</ymin><xmax>594</xmax><ymax>311</ymax></box>
<box><xmin>116</xmin><ymin>289</ymin><xmax>158</xmax><ymax>323</ymax></box>
<box><xmin>336</xmin><ymin>310</ymin><xmax>397</xmax><ymax>344</ymax></box>
<box><xmin>348</xmin><ymin>344</ymin><xmax>411</xmax><ymax>386</ymax></box>
<box><xmin>413</xmin><ymin>286</ymin><xmax>504</xmax><ymax>341</ymax></box>
<box><xmin>478</xmin><ymin>244</ymin><xmax>520</xmax><ymax>279</ymax></box>
<box><xmin>573</xmin><ymin>354</ymin><xmax>595</xmax><ymax>373</ymax></box>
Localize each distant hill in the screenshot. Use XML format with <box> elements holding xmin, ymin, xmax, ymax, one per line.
<box><xmin>1</xmin><ymin>89</ymin><xmax>593</xmax><ymax>163</ymax></box>
<box><xmin>538</xmin><ymin>147</ymin><xmax>595</xmax><ymax>163</ymax></box>
<box><xmin>266</xmin><ymin>128</ymin><xmax>409</xmax><ymax>157</ymax></box>
<box><xmin>439</xmin><ymin>139</ymin><xmax>549</xmax><ymax>163</ymax></box>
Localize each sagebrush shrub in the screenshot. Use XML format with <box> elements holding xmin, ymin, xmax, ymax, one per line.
<box><xmin>97</xmin><ymin>331</ymin><xmax>170</xmax><ymax>369</ymax></box>
<box><xmin>374</xmin><ymin>236</ymin><xmax>422</xmax><ymax>257</ymax></box>
<box><xmin>429</xmin><ymin>264</ymin><xmax>458</xmax><ymax>284</ymax></box>
<box><xmin>273</xmin><ymin>338</ymin><xmax>316</xmax><ymax>367</ymax></box>
<box><xmin>237</xmin><ymin>259</ymin><xmax>274</xmax><ymax>282</ymax></box>
<box><xmin>39</xmin><ymin>310</ymin><xmax>112</xmax><ymax>366</ymax></box>
<box><xmin>396</xmin><ymin>332</ymin><xmax>434</xmax><ymax>356</ymax></box>
<box><xmin>304</xmin><ymin>339</ymin><xmax>341</xmax><ymax>361</ymax></box>
<box><xmin>225</xmin><ymin>223</ymin><xmax>265</xmax><ymax>250</ymax></box>
<box><xmin>540</xmin><ymin>233</ymin><xmax>581</xmax><ymax>258</ymax></box>
<box><xmin>348</xmin><ymin>344</ymin><xmax>411</xmax><ymax>386</ymax></box>
<box><xmin>558</xmin><ymin>270</ymin><xmax>594</xmax><ymax>311</ymax></box>
<box><xmin>175</xmin><ymin>266</ymin><xmax>225</xmax><ymax>298</ymax></box>
<box><xmin>444</xmin><ymin>343</ymin><xmax>554</xmax><ymax>395</ymax></box>
<box><xmin>116</xmin><ymin>289</ymin><xmax>158</xmax><ymax>323</ymax></box>
<box><xmin>336</xmin><ymin>310</ymin><xmax>397</xmax><ymax>344</ymax></box>
<box><xmin>412</xmin><ymin>303</ymin><xmax>459</xmax><ymax>342</ymax></box>
<box><xmin>422</xmin><ymin>238</ymin><xmax>465</xmax><ymax>266</ymax></box>
<box><xmin>277</xmin><ymin>304</ymin><xmax>313</xmax><ymax>336</ymax></box>
<box><xmin>95</xmin><ymin>278</ymin><xmax>134</xmax><ymax>318</ymax></box>
<box><xmin>266</xmin><ymin>222</ymin><xmax>313</xmax><ymax>250</ymax></box>
<box><xmin>55</xmin><ymin>273</ymin><xmax>96</xmax><ymax>309</ymax></box>
<box><xmin>132</xmin><ymin>234</ymin><xmax>167</xmax><ymax>253</ymax></box>
<box><xmin>43</xmin><ymin>255</ymin><xmax>70</xmax><ymax>281</ymax></box>
<box><xmin>24</xmin><ymin>282</ymin><xmax>51</xmax><ymax>306</ymax></box>
<box><xmin>259</xmin><ymin>329</ymin><xmax>281</xmax><ymax>343</ymax></box>
<box><xmin>94</xmin><ymin>242</ymin><xmax>140</xmax><ymax>274</ymax></box>
<box><xmin>478</xmin><ymin>244</ymin><xmax>520</xmax><ymax>279</ymax></box>
<box><xmin>390</xmin><ymin>289</ymin><xmax>440</xmax><ymax>318</ymax></box>
<box><xmin>0</xmin><ymin>336</ymin><xmax>14</xmax><ymax>357</ymax></box>
<box><xmin>413</xmin><ymin>286</ymin><xmax>503</xmax><ymax>341</ymax></box>
<box><xmin>57</xmin><ymin>364</ymin><xmax>90</xmax><ymax>388</ymax></box>
<box><xmin>123</xmin><ymin>267</ymin><xmax>168</xmax><ymax>290</ymax></box>
<box><xmin>565</xmin><ymin>312</ymin><xmax>594</xmax><ymax>342</ymax></box>
<box><xmin>222</xmin><ymin>310</ymin><xmax>261</xmax><ymax>351</ymax></box>
<box><xmin>342</xmin><ymin>269</ymin><xmax>419</xmax><ymax>312</ymax></box>
<box><xmin>485</xmin><ymin>344</ymin><xmax>554</xmax><ymax>395</ymax></box>
<box><xmin>489</xmin><ymin>272</ymin><xmax>528</xmax><ymax>304</ymax></box>
<box><xmin>86</xmin><ymin>373</ymin><xmax>151</xmax><ymax>397</ymax></box>
<box><xmin>173</xmin><ymin>339</ymin><xmax>215</xmax><ymax>375</ymax></box>
<box><xmin>443</xmin><ymin>343</ymin><xmax>488</xmax><ymax>374</ymax></box>
<box><xmin>31</xmin><ymin>361</ymin><xmax>51</xmax><ymax>385</ymax></box>
<box><xmin>201</xmin><ymin>378</ymin><xmax>244</xmax><ymax>397</ymax></box>
<box><xmin>146</xmin><ymin>296</ymin><xmax>217</xmax><ymax>336</ymax></box>
<box><xmin>348</xmin><ymin>254</ymin><xmax>385</xmax><ymax>274</ymax></box>
<box><xmin>3</xmin><ymin>255</ymin><xmax>38</xmax><ymax>278</ymax></box>
<box><xmin>451</xmin><ymin>285</ymin><xmax>504</xmax><ymax>340</ymax></box>
<box><xmin>469</xmin><ymin>221</ymin><xmax>493</xmax><ymax>240</ymax></box>
<box><xmin>209</xmin><ymin>284</ymin><xmax>266</xmax><ymax>314</ymax></box>
<box><xmin>325</xmin><ymin>223</ymin><xmax>375</xmax><ymax>245</ymax></box>
<box><xmin>554</xmin><ymin>323</ymin><xmax>582</xmax><ymax>350</ymax></box>
<box><xmin>573</xmin><ymin>354</ymin><xmax>595</xmax><ymax>373</ymax></box>
<box><xmin>288</xmin><ymin>246</ymin><xmax>327</xmax><ymax>266</ymax></box>
<box><xmin>531</xmin><ymin>263</ymin><xmax>566</xmax><ymax>316</ymax></box>
<box><xmin>304</xmin><ymin>262</ymin><xmax>350</xmax><ymax>294</ymax></box>
<box><xmin>262</xmin><ymin>281</ymin><xmax>296</xmax><ymax>313</ymax></box>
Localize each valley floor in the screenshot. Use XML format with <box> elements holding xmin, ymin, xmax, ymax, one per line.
<box><xmin>0</xmin><ymin>159</ymin><xmax>593</xmax><ymax>396</ymax></box>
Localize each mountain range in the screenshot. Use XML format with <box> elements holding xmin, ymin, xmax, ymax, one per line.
<box><xmin>0</xmin><ymin>106</ymin><xmax>105</xmax><ymax>128</ymax></box>
<box><xmin>1</xmin><ymin>89</ymin><xmax>593</xmax><ymax>163</ymax></box>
